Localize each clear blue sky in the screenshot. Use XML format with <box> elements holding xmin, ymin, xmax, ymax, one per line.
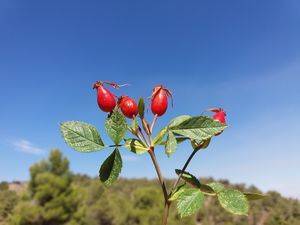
<box><xmin>0</xmin><ymin>0</ymin><xmax>299</xmax><ymax>198</ymax></box>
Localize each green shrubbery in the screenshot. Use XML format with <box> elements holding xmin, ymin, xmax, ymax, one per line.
<box><xmin>0</xmin><ymin>150</ymin><xmax>299</xmax><ymax>225</ymax></box>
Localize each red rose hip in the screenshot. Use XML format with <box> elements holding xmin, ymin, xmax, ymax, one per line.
<box><xmin>210</xmin><ymin>108</ymin><xmax>226</xmax><ymax>124</ymax></box>
<box><xmin>93</xmin><ymin>81</ymin><xmax>117</xmax><ymax>113</ymax></box>
<box><xmin>210</xmin><ymin>108</ymin><xmax>226</xmax><ymax>136</ymax></box>
<box><xmin>118</xmin><ymin>96</ymin><xmax>138</xmax><ymax>119</ymax></box>
<box><xmin>151</xmin><ymin>85</ymin><xmax>172</xmax><ymax>117</ymax></box>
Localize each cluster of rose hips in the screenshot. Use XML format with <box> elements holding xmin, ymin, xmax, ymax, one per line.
<box><xmin>93</xmin><ymin>81</ymin><xmax>226</xmax><ymax>124</ymax></box>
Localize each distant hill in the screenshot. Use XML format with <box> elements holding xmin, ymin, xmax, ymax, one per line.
<box><xmin>0</xmin><ymin>150</ymin><xmax>299</xmax><ymax>225</ymax></box>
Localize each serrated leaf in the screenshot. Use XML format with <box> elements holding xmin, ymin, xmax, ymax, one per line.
<box><xmin>105</xmin><ymin>110</ymin><xmax>127</xmax><ymax>144</ymax></box>
<box><xmin>175</xmin><ymin>169</ymin><xmax>200</xmax><ymax>188</ymax></box>
<box><xmin>177</xmin><ymin>188</ymin><xmax>205</xmax><ymax>217</ymax></box>
<box><xmin>138</xmin><ymin>98</ymin><xmax>145</xmax><ymax>118</ymax></box>
<box><xmin>125</xmin><ymin>139</ymin><xmax>148</xmax><ymax>154</ymax></box>
<box><xmin>153</xmin><ymin>127</ymin><xmax>168</xmax><ymax>146</ymax></box>
<box><xmin>191</xmin><ymin>138</ymin><xmax>211</xmax><ymax>150</ymax></box>
<box><xmin>169</xmin><ymin>115</ymin><xmax>191</xmax><ymax>128</ymax></box>
<box><xmin>244</xmin><ymin>192</ymin><xmax>266</xmax><ymax>201</ymax></box>
<box><xmin>99</xmin><ymin>149</ymin><xmax>122</xmax><ymax>186</ymax></box>
<box><xmin>170</xmin><ymin>116</ymin><xmax>227</xmax><ymax>141</ymax></box>
<box><xmin>60</xmin><ymin>121</ymin><xmax>105</xmax><ymax>152</ymax></box>
<box><xmin>217</xmin><ymin>189</ymin><xmax>249</xmax><ymax>215</ymax></box>
<box><xmin>169</xmin><ymin>183</ymin><xmax>187</xmax><ymax>201</ymax></box>
<box><xmin>207</xmin><ymin>182</ymin><xmax>225</xmax><ymax>193</ymax></box>
<box><xmin>165</xmin><ymin>131</ymin><xmax>177</xmax><ymax>157</ymax></box>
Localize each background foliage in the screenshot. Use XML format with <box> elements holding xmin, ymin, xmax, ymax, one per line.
<box><xmin>0</xmin><ymin>149</ymin><xmax>299</xmax><ymax>225</ymax></box>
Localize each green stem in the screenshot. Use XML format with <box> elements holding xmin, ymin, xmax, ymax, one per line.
<box><xmin>171</xmin><ymin>149</ymin><xmax>198</xmax><ymax>192</ymax></box>
<box><xmin>137</xmin><ymin>127</ymin><xmax>150</xmax><ymax>147</ymax></box>
<box><xmin>150</xmin><ymin>114</ymin><xmax>158</xmax><ymax>134</ymax></box>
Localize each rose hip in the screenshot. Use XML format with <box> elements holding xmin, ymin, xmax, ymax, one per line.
<box><xmin>210</xmin><ymin>108</ymin><xmax>226</xmax><ymax>124</ymax></box>
<box><xmin>118</xmin><ymin>96</ymin><xmax>138</xmax><ymax>119</ymax></box>
<box><xmin>151</xmin><ymin>85</ymin><xmax>172</xmax><ymax>117</ymax></box>
<box><xmin>93</xmin><ymin>81</ymin><xmax>117</xmax><ymax>113</ymax></box>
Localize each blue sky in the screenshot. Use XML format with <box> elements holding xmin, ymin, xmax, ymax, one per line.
<box><xmin>0</xmin><ymin>0</ymin><xmax>299</xmax><ymax>198</ymax></box>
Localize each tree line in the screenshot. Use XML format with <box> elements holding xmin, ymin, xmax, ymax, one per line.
<box><xmin>0</xmin><ymin>149</ymin><xmax>299</xmax><ymax>225</ymax></box>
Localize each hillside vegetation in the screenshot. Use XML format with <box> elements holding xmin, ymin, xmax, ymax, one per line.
<box><xmin>0</xmin><ymin>150</ymin><xmax>299</xmax><ymax>225</ymax></box>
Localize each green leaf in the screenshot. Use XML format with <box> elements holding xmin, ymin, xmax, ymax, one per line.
<box><xmin>128</xmin><ymin>117</ymin><xmax>138</xmax><ymax>134</ymax></box>
<box><xmin>99</xmin><ymin>149</ymin><xmax>122</xmax><ymax>186</ymax></box>
<box><xmin>169</xmin><ymin>115</ymin><xmax>191</xmax><ymax>128</ymax></box>
<box><xmin>199</xmin><ymin>184</ymin><xmax>215</xmax><ymax>195</ymax></box>
<box><xmin>175</xmin><ymin>169</ymin><xmax>200</xmax><ymax>188</ymax></box>
<box><xmin>207</xmin><ymin>182</ymin><xmax>225</xmax><ymax>193</ymax></box>
<box><xmin>124</xmin><ymin>139</ymin><xmax>148</xmax><ymax>154</ymax></box>
<box><xmin>177</xmin><ymin>188</ymin><xmax>205</xmax><ymax>217</ymax></box>
<box><xmin>105</xmin><ymin>110</ymin><xmax>127</xmax><ymax>144</ymax></box>
<box><xmin>165</xmin><ymin>131</ymin><xmax>177</xmax><ymax>157</ymax></box>
<box><xmin>153</xmin><ymin>127</ymin><xmax>168</xmax><ymax>146</ymax></box>
<box><xmin>244</xmin><ymin>192</ymin><xmax>266</xmax><ymax>201</ymax></box>
<box><xmin>176</xmin><ymin>137</ymin><xmax>190</xmax><ymax>144</ymax></box>
<box><xmin>60</xmin><ymin>121</ymin><xmax>105</xmax><ymax>152</ymax></box>
<box><xmin>191</xmin><ymin>138</ymin><xmax>211</xmax><ymax>150</ymax></box>
<box><xmin>159</xmin><ymin>136</ymin><xmax>189</xmax><ymax>146</ymax></box>
<box><xmin>200</xmin><ymin>138</ymin><xmax>211</xmax><ymax>149</ymax></box>
<box><xmin>169</xmin><ymin>183</ymin><xmax>186</xmax><ymax>201</ymax></box>
<box><xmin>170</xmin><ymin>116</ymin><xmax>227</xmax><ymax>141</ymax></box>
<box><xmin>138</xmin><ymin>98</ymin><xmax>145</xmax><ymax>118</ymax></box>
<box><xmin>217</xmin><ymin>189</ymin><xmax>249</xmax><ymax>215</ymax></box>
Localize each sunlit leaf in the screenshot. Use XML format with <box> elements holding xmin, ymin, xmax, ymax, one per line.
<box><xmin>207</xmin><ymin>182</ymin><xmax>225</xmax><ymax>193</ymax></box>
<box><xmin>165</xmin><ymin>131</ymin><xmax>177</xmax><ymax>157</ymax></box>
<box><xmin>177</xmin><ymin>188</ymin><xmax>205</xmax><ymax>217</ymax></box>
<box><xmin>125</xmin><ymin>139</ymin><xmax>148</xmax><ymax>154</ymax></box>
<box><xmin>217</xmin><ymin>189</ymin><xmax>249</xmax><ymax>215</ymax></box>
<box><xmin>169</xmin><ymin>183</ymin><xmax>187</xmax><ymax>201</ymax></box>
<box><xmin>170</xmin><ymin>116</ymin><xmax>227</xmax><ymax>141</ymax></box>
<box><xmin>105</xmin><ymin>110</ymin><xmax>127</xmax><ymax>144</ymax></box>
<box><xmin>60</xmin><ymin>121</ymin><xmax>105</xmax><ymax>152</ymax></box>
<box><xmin>153</xmin><ymin>127</ymin><xmax>168</xmax><ymax>146</ymax></box>
<box><xmin>169</xmin><ymin>115</ymin><xmax>191</xmax><ymax>128</ymax></box>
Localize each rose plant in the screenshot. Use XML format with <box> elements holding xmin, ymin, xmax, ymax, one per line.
<box><xmin>60</xmin><ymin>81</ymin><xmax>264</xmax><ymax>225</ymax></box>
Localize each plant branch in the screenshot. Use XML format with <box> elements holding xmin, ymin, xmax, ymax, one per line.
<box><xmin>108</xmin><ymin>144</ymin><xmax>123</xmax><ymax>148</ymax></box>
<box><xmin>150</xmin><ymin>114</ymin><xmax>158</xmax><ymax>134</ymax></box>
<box><xmin>171</xmin><ymin>148</ymin><xmax>198</xmax><ymax>191</ymax></box>
<box><xmin>162</xmin><ymin>202</ymin><xmax>170</xmax><ymax>225</ymax></box>
<box><xmin>136</xmin><ymin>127</ymin><xmax>150</xmax><ymax>147</ymax></box>
<box><xmin>141</xmin><ymin>117</ymin><xmax>152</xmax><ymax>145</ymax></box>
<box><xmin>148</xmin><ymin>147</ymin><xmax>169</xmax><ymax>202</ymax></box>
